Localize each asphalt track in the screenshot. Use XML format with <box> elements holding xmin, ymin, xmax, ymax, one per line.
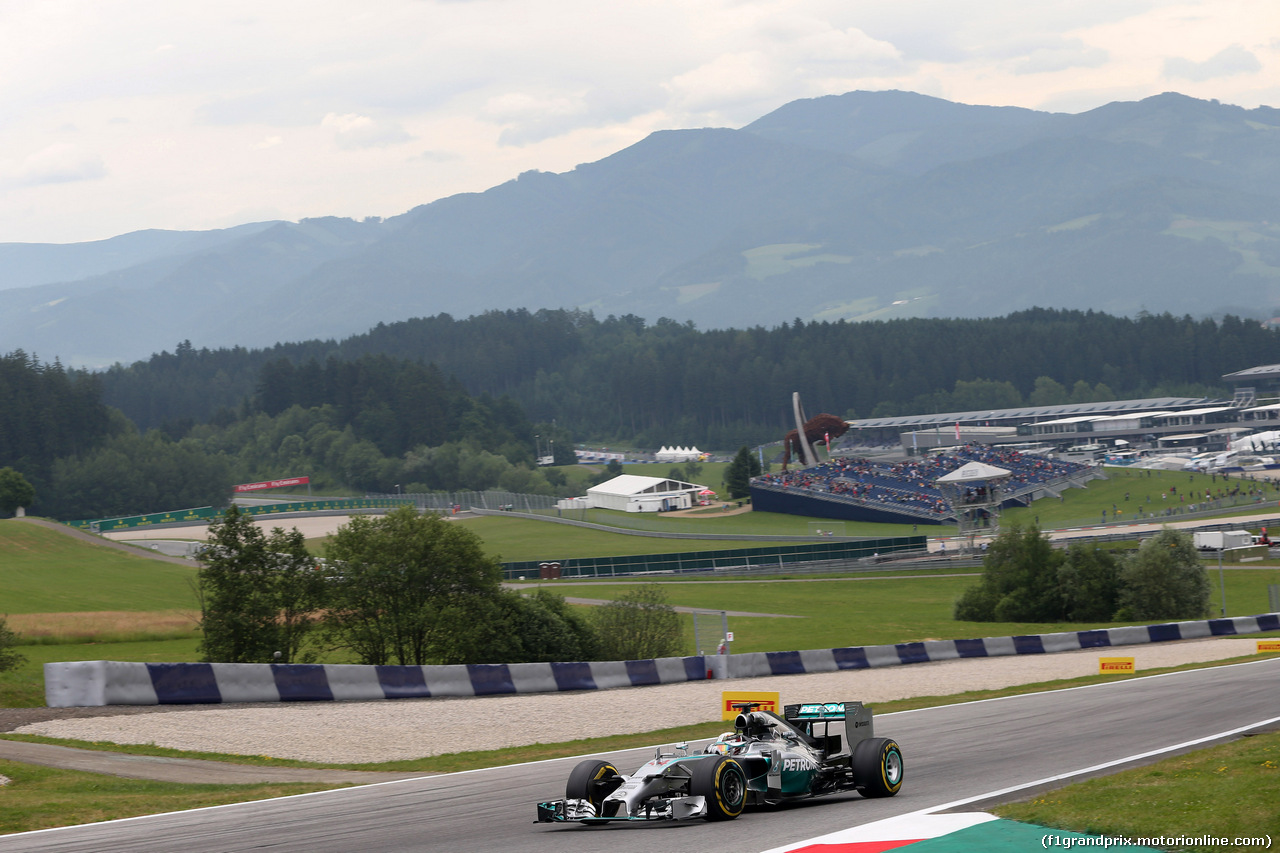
<box><xmin>2</xmin><ymin>658</ymin><xmax>1276</xmax><ymax>853</ymax></box>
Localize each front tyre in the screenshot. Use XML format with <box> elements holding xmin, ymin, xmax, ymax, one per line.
<box><xmin>565</xmin><ymin>759</ymin><xmax>621</xmax><ymax>814</ymax></box>
<box><xmin>690</xmin><ymin>755</ymin><xmax>748</xmax><ymax>820</ymax></box>
<box><xmin>852</xmin><ymin>737</ymin><xmax>903</xmax><ymax>798</ymax></box>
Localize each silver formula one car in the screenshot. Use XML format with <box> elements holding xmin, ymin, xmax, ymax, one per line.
<box><xmin>535</xmin><ymin>700</ymin><xmax>903</xmax><ymax>825</ymax></box>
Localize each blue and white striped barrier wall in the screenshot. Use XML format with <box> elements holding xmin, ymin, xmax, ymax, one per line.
<box><xmin>44</xmin><ymin>613</ymin><xmax>1279</xmax><ymax>706</ymax></box>
<box><xmin>43</xmin><ymin>656</ymin><xmax>709</xmax><ymax>707</ymax></box>
<box><xmin>719</xmin><ymin>612</ymin><xmax>1280</xmax><ymax>679</ymax></box>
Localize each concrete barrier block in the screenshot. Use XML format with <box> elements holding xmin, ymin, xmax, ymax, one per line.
<box><xmin>798</xmin><ymin>649</ymin><xmax>837</xmax><ymax>673</ymax></box>
<box><xmin>983</xmin><ymin>636</ymin><xmax>1017</xmax><ymax>656</ymax></box>
<box><xmin>652</xmin><ymin>656</ymin><xmax>692</xmax><ymax>683</ymax></box>
<box><xmin>863</xmin><ymin>644</ymin><xmax>901</xmax><ymax>668</ymax></box>
<box><xmin>923</xmin><ymin>640</ymin><xmax>961</xmax><ymax>662</ymax></box>
<box><xmin>588</xmin><ymin>660</ymin><xmax>633</xmax><ymax>689</ymax></box>
<box><xmin>550</xmin><ymin>661</ymin><xmax>597</xmax><ymax>692</ymax></box>
<box><xmin>148</xmin><ymin>662</ymin><xmax>219</xmax><ymax>704</ymax></box>
<box><xmin>422</xmin><ymin>665</ymin><xmax>475</xmax><ymax>697</ymax></box>
<box><xmin>895</xmin><ymin>642</ymin><xmax>931</xmax><ymax>665</ymax></box>
<box><xmin>325</xmin><ymin>664</ymin><xmax>386</xmax><ymax>701</ymax></box>
<box><xmin>44</xmin><ymin>661</ymin><xmax>107</xmax><ymax>707</ymax></box>
<box><xmin>507</xmin><ymin>662</ymin><xmax>558</xmax><ymax>694</ymax></box>
<box><xmin>727</xmin><ymin>652</ymin><xmax>771</xmax><ymax>678</ymax></box>
<box><xmin>1110</xmin><ymin>625</ymin><xmax>1156</xmax><ymax>645</ymax></box>
<box><xmin>1039</xmin><ymin>631</ymin><xmax>1083</xmax><ymax>654</ymax></box>
<box><xmin>103</xmin><ymin>661</ymin><xmax>160</xmax><ymax>705</ymax></box>
<box><xmin>213</xmin><ymin>663</ymin><xmax>280</xmax><ymax>703</ymax></box>
<box><xmin>467</xmin><ymin>664</ymin><xmax>516</xmax><ymax>696</ymax></box>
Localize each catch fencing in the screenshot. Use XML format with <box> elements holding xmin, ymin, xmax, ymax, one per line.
<box><xmin>501</xmin><ymin>537</ymin><xmax>926</xmax><ymax>580</ymax></box>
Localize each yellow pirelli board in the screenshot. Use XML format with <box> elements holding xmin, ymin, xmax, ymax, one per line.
<box><xmin>1258</xmin><ymin>640</ymin><xmax>1280</xmax><ymax>653</ymax></box>
<box><xmin>721</xmin><ymin>691</ymin><xmax>780</xmax><ymax>720</ymax></box>
<box><xmin>1099</xmin><ymin>656</ymin><xmax>1135</xmax><ymax>675</ymax></box>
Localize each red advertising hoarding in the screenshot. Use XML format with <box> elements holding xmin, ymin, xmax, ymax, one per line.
<box><xmin>233</xmin><ymin>476</ymin><xmax>310</xmax><ymax>493</ymax></box>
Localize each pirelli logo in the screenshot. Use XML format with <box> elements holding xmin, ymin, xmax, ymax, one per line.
<box><xmin>721</xmin><ymin>691</ymin><xmax>779</xmax><ymax>720</ymax></box>
<box><xmin>1099</xmin><ymin>656</ymin><xmax>1135</xmax><ymax>674</ymax></box>
<box><xmin>1258</xmin><ymin>640</ymin><xmax>1280</xmax><ymax>653</ymax></box>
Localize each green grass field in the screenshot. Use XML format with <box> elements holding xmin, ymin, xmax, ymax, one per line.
<box><xmin>539</xmin><ymin>567</ymin><xmax>1280</xmax><ymax>654</ymax></box>
<box><xmin>995</xmin><ymin>729</ymin><xmax>1280</xmax><ymax>848</ymax></box>
<box><xmin>0</xmin><ymin>758</ymin><xmax>340</xmax><ymax>835</ymax></box>
<box><xmin>0</xmin><ymin>523</ymin><xmax>196</xmax><ymax>613</ymax></box>
<box><xmin>1002</xmin><ymin>466</ymin><xmax>1280</xmax><ymax>529</ymax></box>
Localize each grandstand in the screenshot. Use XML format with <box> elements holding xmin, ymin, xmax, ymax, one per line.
<box><xmin>750</xmin><ymin>445</ymin><xmax>1103</xmax><ymax>525</ymax></box>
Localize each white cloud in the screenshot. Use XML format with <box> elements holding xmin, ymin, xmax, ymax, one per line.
<box><xmin>1164</xmin><ymin>44</ymin><xmax>1263</xmax><ymax>81</ymax></box>
<box><xmin>1</xmin><ymin>143</ymin><xmax>106</xmax><ymax>189</ymax></box>
<box><xmin>1012</xmin><ymin>39</ymin><xmax>1110</xmax><ymax>75</ymax></box>
<box><xmin>320</xmin><ymin>113</ymin><xmax>412</xmax><ymax>150</ymax></box>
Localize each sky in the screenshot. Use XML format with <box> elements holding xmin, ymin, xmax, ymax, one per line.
<box><xmin>1</xmin><ymin>0</ymin><xmax>1277</xmax><ymax>245</ymax></box>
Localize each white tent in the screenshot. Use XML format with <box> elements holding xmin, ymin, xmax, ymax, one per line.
<box><xmin>935</xmin><ymin>461</ymin><xmax>1012</xmax><ymax>484</ymax></box>
<box><xmin>654</xmin><ymin>445</ymin><xmax>703</xmax><ymax>463</ymax></box>
<box><xmin>586</xmin><ymin>475</ymin><xmax>704</xmax><ymax>512</ymax></box>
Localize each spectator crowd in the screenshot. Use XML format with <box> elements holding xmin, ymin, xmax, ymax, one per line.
<box><xmin>754</xmin><ymin>446</ymin><xmax>1090</xmax><ymax>520</ymax></box>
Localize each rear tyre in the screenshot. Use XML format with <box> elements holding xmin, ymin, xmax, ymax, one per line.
<box><xmin>851</xmin><ymin>737</ymin><xmax>903</xmax><ymax>798</ymax></box>
<box><xmin>566</xmin><ymin>759</ymin><xmax>621</xmax><ymax>814</ymax></box>
<box><xmin>690</xmin><ymin>755</ymin><xmax>748</xmax><ymax>820</ymax></box>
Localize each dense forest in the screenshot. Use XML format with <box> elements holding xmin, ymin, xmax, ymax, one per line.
<box><xmin>4</xmin><ymin>307</ymin><xmax>1278</xmax><ymax>521</ymax></box>
<box><xmin>100</xmin><ymin>308</ymin><xmax>1277</xmax><ymax>446</ymax></box>
<box><xmin>5</xmin><ymin>350</ymin><xmax>572</xmax><ymax>520</ymax></box>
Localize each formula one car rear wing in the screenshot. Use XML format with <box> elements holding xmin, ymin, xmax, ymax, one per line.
<box><xmin>783</xmin><ymin>701</ymin><xmax>875</xmax><ymax>755</ymax></box>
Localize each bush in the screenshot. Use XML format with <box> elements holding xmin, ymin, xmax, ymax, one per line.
<box><xmin>481</xmin><ymin>590</ymin><xmax>601</xmax><ymax>663</ymax></box>
<box><xmin>1115</xmin><ymin>528</ymin><xmax>1211</xmax><ymax>622</ymax></box>
<box><xmin>956</xmin><ymin>525</ymin><xmax>1210</xmax><ymax>624</ymax></box>
<box><xmin>1058</xmin><ymin>544</ymin><xmax>1122</xmax><ymax>622</ymax></box>
<box><xmin>954</xmin><ymin>523</ymin><xmax>1064</xmax><ymax>622</ymax></box>
<box><xmin>594</xmin><ymin>584</ymin><xmax>683</xmax><ymax>661</ymax></box>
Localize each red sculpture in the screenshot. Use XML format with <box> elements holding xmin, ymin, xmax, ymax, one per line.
<box><xmin>782</xmin><ymin>413</ymin><xmax>849</xmax><ymax>470</ymax></box>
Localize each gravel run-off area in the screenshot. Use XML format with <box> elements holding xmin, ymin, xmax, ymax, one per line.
<box><xmin>10</xmin><ymin>638</ymin><xmax>1261</xmax><ymax>764</ymax></box>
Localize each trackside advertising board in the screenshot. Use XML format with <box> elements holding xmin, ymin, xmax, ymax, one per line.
<box><xmin>234</xmin><ymin>476</ymin><xmax>310</xmax><ymax>492</ymax></box>
<box><xmin>721</xmin><ymin>691</ymin><xmax>780</xmax><ymax>720</ymax></box>
<box><xmin>1099</xmin><ymin>656</ymin><xmax>1135</xmax><ymax>674</ymax></box>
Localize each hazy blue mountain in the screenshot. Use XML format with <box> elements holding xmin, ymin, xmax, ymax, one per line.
<box><xmin>1</xmin><ymin>90</ymin><xmax>1278</xmax><ymax>366</ymax></box>
<box><xmin>0</xmin><ymin>222</ymin><xmax>282</xmax><ymax>292</ymax></box>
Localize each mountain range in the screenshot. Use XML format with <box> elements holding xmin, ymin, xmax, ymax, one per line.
<box><xmin>3</xmin><ymin>89</ymin><xmax>1279</xmax><ymax>366</ymax></box>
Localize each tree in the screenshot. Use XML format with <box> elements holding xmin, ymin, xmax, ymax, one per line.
<box><xmin>1115</xmin><ymin>529</ymin><xmax>1211</xmax><ymax>622</ymax></box>
<box><xmin>197</xmin><ymin>507</ymin><xmax>325</xmax><ymax>663</ymax></box>
<box><xmin>954</xmin><ymin>523</ymin><xmax>1065</xmax><ymax>622</ymax></box>
<box><xmin>725</xmin><ymin>447</ymin><xmax>757</xmax><ymax>499</ymax></box>
<box><xmin>480</xmin><ymin>590</ymin><xmax>601</xmax><ymax>663</ymax></box>
<box><xmin>0</xmin><ymin>468</ymin><xmax>35</xmax><ymax>516</ymax></box>
<box><xmin>1028</xmin><ymin>376</ymin><xmax>1069</xmax><ymax>406</ymax></box>
<box><xmin>0</xmin><ymin>616</ymin><xmax>25</xmax><ymax>673</ymax></box>
<box><xmin>593</xmin><ymin>584</ymin><xmax>683</xmax><ymax>661</ymax></box>
<box><xmin>323</xmin><ymin>506</ymin><xmax>504</xmax><ymax>665</ymax></box>
<box><xmin>270</xmin><ymin>526</ymin><xmax>329</xmax><ymax>663</ymax></box>
<box><xmin>1058</xmin><ymin>543</ymin><xmax>1122</xmax><ymax>622</ymax></box>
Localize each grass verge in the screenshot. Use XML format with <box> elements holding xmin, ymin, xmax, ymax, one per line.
<box><xmin>994</xmin><ymin>730</ymin><xmax>1280</xmax><ymax>850</ymax></box>
<box><xmin>0</xmin><ymin>759</ymin><xmax>342</xmax><ymax>835</ymax></box>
